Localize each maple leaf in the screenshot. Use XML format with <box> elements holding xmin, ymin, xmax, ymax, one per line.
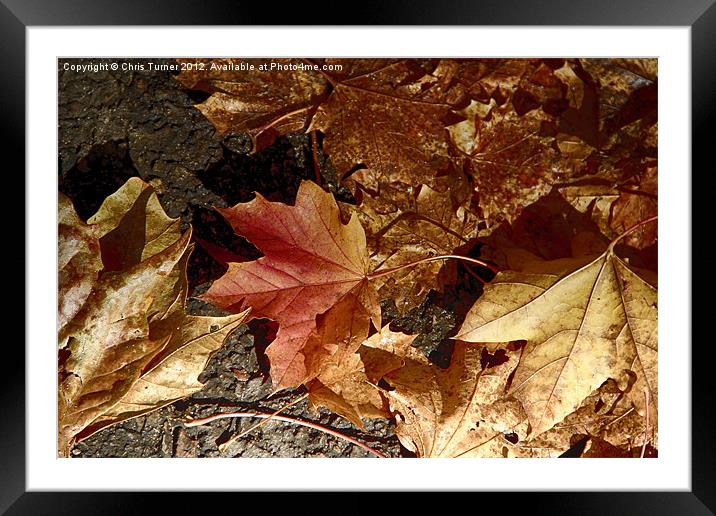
<box><xmin>175</xmin><ymin>58</ymin><xmax>328</xmax><ymax>152</ymax></box>
<box><xmin>178</xmin><ymin>58</ymin><xmax>465</xmax><ymax>191</ymax></box>
<box><xmin>308</xmin><ymin>59</ymin><xmax>461</xmax><ymax>189</ymax></box>
<box><xmin>306</xmin><ymin>324</ymin><xmax>418</xmax><ymax>428</ymax></box>
<box><xmin>449</xmin><ymin>101</ymin><xmax>581</xmax><ymax>228</ymax></box>
<box><xmin>610</xmin><ymin>165</ymin><xmax>658</xmax><ymax>249</ymax></box>
<box><xmin>385</xmin><ymin>342</ymin><xmax>653</xmax><ymax>457</ymax></box>
<box><xmin>383</xmin><ymin>342</ymin><xmax>532</xmax><ymax>457</ymax></box>
<box><xmin>58</xmin><ymin>179</ymin><xmax>249</xmax><ymax>457</ymax></box>
<box><xmin>342</xmin><ymin>180</ymin><xmax>481</xmax><ymax>312</ymax></box>
<box><xmin>201</xmin><ymin>180</ymin><xmax>380</xmax><ymax>391</ymax></box>
<box><xmin>58</xmin><ymin>195</ymin><xmax>102</xmax><ymax>335</ymax></box>
<box><xmin>303</xmin><ymin>292</ymin><xmax>385</xmax><ymax>428</ymax></box>
<box><xmin>455</xmin><ymin>249</ymin><xmax>657</xmax><ymax>437</ymax></box>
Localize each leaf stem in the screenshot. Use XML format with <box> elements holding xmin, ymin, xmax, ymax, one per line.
<box><xmin>217</xmin><ymin>392</ymin><xmax>308</xmax><ymax>452</ymax></box>
<box><xmin>608</xmin><ymin>215</ymin><xmax>658</xmax><ymax>253</ymax></box>
<box><xmin>367</xmin><ymin>254</ymin><xmax>498</xmax><ymax>281</ymax></box>
<box><xmin>641</xmin><ymin>387</ymin><xmax>650</xmax><ymax>458</ymax></box>
<box><xmin>185</xmin><ymin>410</ymin><xmax>387</xmax><ymax>458</ymax></box>
<box><xmin>602</xmin><ymin>407</ymin><xmax>634</xmax><ymax>429</ymax></box>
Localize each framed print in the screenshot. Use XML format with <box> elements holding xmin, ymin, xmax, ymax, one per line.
<box><xmin>5</xmin><ymin>0</ymin><xmax>712</xmax><ymax>513</ymax></box>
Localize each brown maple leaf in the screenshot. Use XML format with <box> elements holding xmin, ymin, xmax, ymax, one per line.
<box><xmin>306</xmin><ymin>324</ymin><xmax>419</xmax><ymax>428</ymax></box>
<box><xmin>449</xmin><ymin>100</ymin><xmax>582</xmax><ymax>228</ymax></box>
<box><xmin>308</xmin><ymin>59</ymin><xmax>461</xmax><ymax>190</ymax></box>
<box><xmin>178</xmin><ymin>58</ymin><xmax>466</xmax><ymax>191</ymax></box>
<box><xmin>342</xmin><ymin>179</ymin><xmax>481</xmax><ymax>312</ymax></box>
<box><xmin>455</xmin><ymin>249</ymin><xmax>657</xmax><ymax>438</ymax></box>
<box><xmin>58</xmin><ymin>179</ymin><xmax>249</xmax><ymax>457</ymax></box>
<box><xmin>175</xmin><ymin>58</ymin><xmax>328</xmax><ymax>152</ymax></box>
<box><xmin>610</xmin><ymin>165</ymin><xmax>658</xmax><ymax>249</ymax></box>
<box><xmin>201</xmin><ymin>180</ymin><xmax>380</xmax><ymax>391</ymax></box>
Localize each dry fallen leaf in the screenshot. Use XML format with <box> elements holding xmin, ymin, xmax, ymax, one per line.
<box><xmin>307</xmin><ymin>324</ymin><xmax>419</xmax><ymax>428</ymax></box>
<box><xmin>450</xmin><ymin>101</ymin><xmax>580</xmax><ymax>228</ymax></box>
<box><xmin>201</xmin><ymin>180</ymin><xmax>380</xmax><ymax>391</ymax></box>
<box><xmin>308</xmin><ymin>59</ymin><xmax>461</xmax><ymax>189</ymax></box>
<box><xmin>610</xmin><ymin>165</ymin><xmax>658</xmax><ymax>249</ymax></box>
<box><xmin>455</xmin><ymin>249</ymin><xmax>657</xmax><ymax>438</ymax></box>
<box><xmin>58</xmin><ymin>195</ymin><xmax>102</xmax><ymax>336</ymax></box>
<box><xmin>175</xmin><ymin>58</ymin><xmax>327</xmax><ymax>152</ymax></box>
<box><xmin>344</xmin><ymin>181</ymin><xmax>481</xmax><ymax>312</ymax></box>
<box><xmin>372</xmin><ymin>340</ymin><xmax>588</xmax><ymax>458</ymax></box>
<box><xmin>58</xmin><ymin>178</ymin><xmax>249</xmax><ymax>457</ymax></box>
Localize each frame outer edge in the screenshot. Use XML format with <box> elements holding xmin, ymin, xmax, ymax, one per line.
<box><xmin>5</xmin><ymin>0</ymin><xmax>714</xmax><ymax>512</ymax></box>
<box><xmin>0</xmin><ymin>0</ymin><xmax>26</xmax><ymax>514</ymax></box>
<box><xmin>692</xmin><ymin>1</ymin><xmax>716</xmax><ymax>513</ymax></box>
<box><xmin>0</xmin><ymin>0</ymin><xmax>715</xmax><ymax>25</ymax></box>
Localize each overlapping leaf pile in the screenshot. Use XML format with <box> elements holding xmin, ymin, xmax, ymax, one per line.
<box><xmin>58</xmin><ymin>58</ymin><xmax>657</xmax><ymax>458</ymax></box>
<box><xmin>58</xmin><ymin>178</ymin><xmax>249</xmax><ymax>456</ymax></box>
<box><xmin>179</xmin><ymin>58</ymin><xmax>658</xmax><ymax>457</ymax></box>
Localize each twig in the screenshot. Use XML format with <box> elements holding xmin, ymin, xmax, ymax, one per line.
<box><xmin>602</xmin><ymin>407</ymin><xmax>634</xmax><ymax>429</ymax></box>
<box><xmin>367</xmin><ymin>254</ymin><xmax>498</xmax><ymax>281</ymax></box>
<box><xmin>185</xmin><ymin>411</ymin><xmax>386</xmax><ymax>458</ymax></box>
<box><xmin>461</xmin><ymin>263</ymin><xmax>487</xmax><ymax>284</ymax></box>
<box><xmin>641</xmin><ymin>387</ymin><xmax>650</xmax><ymax>458</ymax></box>
<box><xmin>216</xmin><ymin>392</ymin><xmax>308</xmax><ymax>452</ymax></box>
<box><xmin>608</xmin><ymin>215</ymin><xmax>658</xmax><ymax>253</ymax></box>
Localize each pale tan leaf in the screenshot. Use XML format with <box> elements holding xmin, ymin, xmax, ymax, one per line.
<box><xmin>93</xmin><ymin>311</ymin><xmax>248</xmax><ymax>424</ymax></box>
<box><xmin>87</xmin><ymin>176</ymin><xmax>183</xmax><ymax>270</ymax></box>
<box><xmin>382</xmin><ymin>343</ymin><xmax>533</xmax><ymax>458</ymax></box>
<box><xmin>456</xmin><ymin>250</ymin><xmax>657</xmax><ymax>438</ymax></box>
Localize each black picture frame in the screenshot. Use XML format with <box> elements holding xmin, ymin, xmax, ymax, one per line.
<box><xmin>5</xmin><ymin>1</ymin><xmax>711</xmax><ymax>513</ymax></box>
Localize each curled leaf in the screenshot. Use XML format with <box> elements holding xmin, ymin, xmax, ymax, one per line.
<box><xmin>58</xmin><ymin>178</ymin><xmax>249</xmax><ymax>456</ymax></box>
<box><xmin>58</xmin><ymin>195</ymin><xmax>102</xmax><ymax>337</ymax></box>
<box><xmin>175</xmin><ymin>58</ymin><xmax>328</xmax><ymax>152</ymax></box>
